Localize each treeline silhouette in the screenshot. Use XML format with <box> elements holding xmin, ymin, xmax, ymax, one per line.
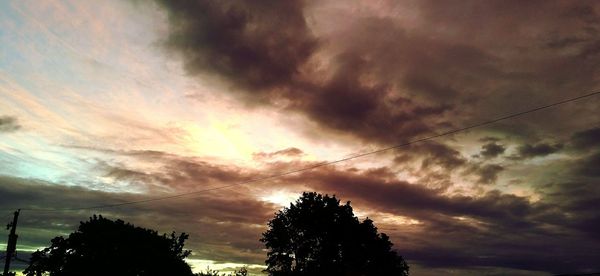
<box><xmin>21</xmin><ymin>192</ymin><xmax>409</xmax><ymax>276</ymax></box>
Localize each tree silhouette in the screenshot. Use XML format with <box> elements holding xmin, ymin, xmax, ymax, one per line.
<box><xmin>24</xmin><ymin>215</ymin><xmax>194</xmax><ymax>276</ymax></box>
<box><xmin>261</xmin><ymin>192</ymin><xmax>409</xmax><ymax>276</ymax></box>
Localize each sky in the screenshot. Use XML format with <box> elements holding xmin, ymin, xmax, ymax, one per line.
<box><xmin>1</xmin><ymin>0</ymin><xmax>599</xmax><ymax>275</ymax></box>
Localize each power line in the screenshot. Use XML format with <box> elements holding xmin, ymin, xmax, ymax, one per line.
<box><xmin>12</xmin><ymin>90</ymin><xmax>600</xmax><ymax>212</ymax></box>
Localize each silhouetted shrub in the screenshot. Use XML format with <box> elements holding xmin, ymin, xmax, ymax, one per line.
<box><xmin>24</xmin><ymin>215</ymin><xmax>194</xmax><ymax>276</ymax></box>
<box><xmin>261</xmin><ymin>192</ymin><xmax>409</xmax><ymax>276</ymax></box>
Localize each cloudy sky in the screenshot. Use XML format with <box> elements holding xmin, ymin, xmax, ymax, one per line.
<box><xmin>1</xmin><ymin>0</ymin><xmax>600</xmax><ymax>275</ymax></box>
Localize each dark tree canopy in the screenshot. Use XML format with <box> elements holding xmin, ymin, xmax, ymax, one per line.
<box><xmin>24</xmin><ymin>215</ymin><xmax>194</xmax><ymax>276</ymax></box>
<box><xmin>261</xmin><ymin>192</ymin><xmax>409</xmax><ymax>276</ymax></box>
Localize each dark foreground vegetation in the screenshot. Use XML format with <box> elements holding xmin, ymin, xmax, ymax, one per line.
<box><xmin>23</xmin><ymin>192</ymin><xmax>408</xmax><ymax>276</ymax></box>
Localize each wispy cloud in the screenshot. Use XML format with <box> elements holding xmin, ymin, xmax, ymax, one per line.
<box><xmin>0</xmin><ymin>115</ymin><xmax>20</xmax><ymax>132</ymax></box>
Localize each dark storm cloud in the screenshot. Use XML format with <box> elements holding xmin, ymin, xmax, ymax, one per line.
<box><xmin>294</xmin><ymin>167</ymin><xmax>530</xmax><ymax>225</ymax></box>
<box><xmin>533</xmin><ymin>156</ymin><xmax>600</xmax><ymax>240</ymax></box>
<box><xmin>407</xmin><ymin>1</ymin><xmax>600</xmax><ymax>119</ymax></box>
<box><xmin>572</xmin><ymin>127</ymin><xmax>600</xmax><ymax>150</ymax></box>
<box><xmin>154</xmin><ymin>0</ymin><xmax>317</xmax><ymax>93</ymax></box>
<box><xmin>160</xmin><ymin>158</ymin><xmax>251</xmax><ymax>189</ymax></box>
<box><xmin>545</xmin><ymin>186</ymin><xmax>600</xmax><ymax>240</ymax></box>
<box><xmin>479</xmin><ymin>137</ymin><xmax>501</xmax><ymax>143</ymax></box>
<box><xmin>0</xmin><ymin>175</ymin><xmax>147</xmax><ymax>215</ymax></box>
<box><xmin>474</xmin><ymin>164</ymin><xmax>505</xmax><ymax>184</ymax></box>
<box><xmin>416</xmin><ymin>142</ymin><xmax>466</xmax><ymax>171</ymax></box>
<box><xmin>575</xmin><ymin>152</ymin><xmax>600</xmax><ymax>177</ymax></box>
<box><xmin>252</xmin><ymin>147</ymin><xmax>303</xmax><ymax>160</ymax></box>
<box><xmin>0</xmin><ymin>115</ymin><xmax>20</xmax><ymax>132</ymax></box>
<box><xmin>73</xmin><ymin>146</ymin><xmax>255</xmax><ymax>192</ymax></box>
<box><xmin>295</xmin><ymin>55</ymin><xmax>453</xmax><ymax>144</ymax></box>
<box><xmin>394</xmin><ymin>142</ymin><xmax>467</xmax><ymax>173</ymax></box>
<box><xmin>152</xmin><ymin>0</ymin><xmax>600</xmax><ymax>149</ymax></box>
<box><xmin>457</xmin><ymin>161</ymin><xmax>506</xmax><ymax>185</ymax></box>
<box><xmin>101</xmin><ymin>163</ymin><xmax>170</xmax><ymax>190</ymax></box>
<box><xmin>511</xmin><ymin>142</ymin><xmax>563</xmax><ymax>160</ymax></box>
<box><xmin>152</xmin><ymin>0</ymin><xmax>455</xmax><ymax>145</ymax></box>
<box><xmin>393</xmin><ymin>141</ymin><xmax>467</xmax><ymax>189</ymax></box>
<box><xmin>480</xmin><ymin>142</ymin><xmax>506</xmax><ymax>158</ymax></box>
<box><xmin>401</xmin><ymin>229</ymin><xmax>600</xmax><ymax>274</ymax></box>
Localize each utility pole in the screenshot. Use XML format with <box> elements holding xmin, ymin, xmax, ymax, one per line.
<box><xmin>3</xmin><ymin>209</ymin><xmax>20</xmax><ymax>276</ymax></box>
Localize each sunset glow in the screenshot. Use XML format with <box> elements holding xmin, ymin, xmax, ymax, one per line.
<box><xmin>1</xmin><ymin>1</ymin><xmax>600</xmax><ymax>275</ymax></box>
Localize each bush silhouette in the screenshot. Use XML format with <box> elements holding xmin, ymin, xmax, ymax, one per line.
<box><xmin>24</xmin><ymin>215</ymin><xmax>194</xmax><ymax>276</ymax></box>
<box><xmin>261</xmin><ymin>192</ymin><xmax>409</xmax><ymax>276</ymax></box>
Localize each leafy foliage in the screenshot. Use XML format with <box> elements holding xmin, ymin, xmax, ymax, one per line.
<box><xmin>24</xmin><ymin>215</ymin><xmax>194</xmax><ymax>276</ymax></box>
<box><xmin>261</xmin><ymin>192</ymin><xmax>409</xmax><ymax>276</ymax></box>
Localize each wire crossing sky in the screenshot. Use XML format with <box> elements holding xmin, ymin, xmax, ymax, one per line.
<box><xmin>11</xmin><ymin>90</ymin><xmax>600</xmax><ymax>212</ymax></box>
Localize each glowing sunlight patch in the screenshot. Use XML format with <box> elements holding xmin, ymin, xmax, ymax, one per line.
<box><xmin>378</xmin><ymin>213</ymin><xmax>422</xmax><ymax>226</ymax></box>
<box><xmin>187</xmin><ymin>258</ymin><xmax>265</xmax><ymax>274</ymax></box>
<box><xmin>181</xmin><ymin>121</ymin><xmax>256</xmax><ymax>162</ymax></box>
<box><xmin>260</xmin><ymin>190</ymin><xmax>299</xmax><ymax>207</ymax></box>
